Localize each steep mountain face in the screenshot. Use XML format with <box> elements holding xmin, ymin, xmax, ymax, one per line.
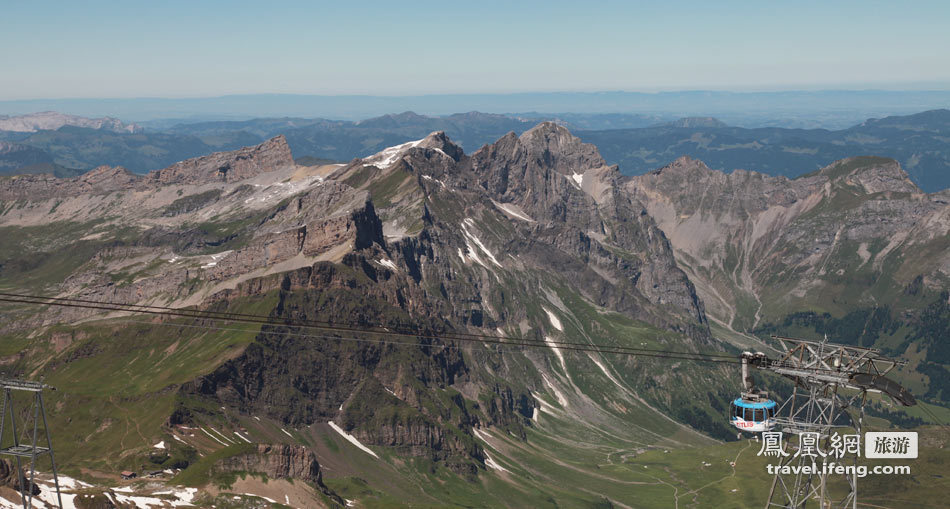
<box><xmin>628</xmin><ymin>155</ymin><xmax>949</xmax><ymax>326</ymax></box>
<box><xmin>0</xmin><ymin>111</ymin><xmax>142</xmax><ymax>133</ymax></box>
<box><xmin>185</xmin><ymin>124</ymin><xmax>723</xmax><ymax>474</ymax></box>
<box><xmin>463</xmin><ymin>123</ymin><xmax>706</xmax><ymax>328</ymax></box>
<box><xmin>627</xmin><ymin>155</ymin><xmax>950</xmax><ymax>399</ymax></box>
<box><xmin>0</xmin><ymin>124</ymin><xmax>733</xmax><ymax>497</ymax></box>
<box><xmin>143</xmin><ymin>134</ymin><xmax>295</xmax><ymax>186</ymax></box>
<box><xmin>328</xmin><ymin>123</ymin><xmax>707</xmax><ymax>333</ymax></box>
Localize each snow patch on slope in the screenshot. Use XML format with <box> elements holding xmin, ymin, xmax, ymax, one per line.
<box><xmin>543</xmin><ymin>307</ymin><xmax>563</xmax><ymax>331</ymax></box>
<box><xmin>484</xmin><ymin>454</ymin><xmax>509</xmax><ymax>473</ymax></box>
<box><xmin>541</xmin><ymin>374</ymin><xmax>569</xmax><ymax>408</ymax></box>
<box><xmin>363</xmin><ymin>138</ymin><xmax>424</xmax><ymax>169</ymax></box>
<box><xmin>471</xmin><ymin>428</ymin><xmax>510</xmax><ymax>473</ymax></box>
<box><xmin>421</xmin><ymin>174</ymin><xmax>447</xmax><ymax>188</ymax></box>
<box><xmin>200</xmin><ymin>427</ymin><xmax>228</xmax><ymax>446</ymax></box>
<box><xmin>242</xmin><ymin>175</ymin><xmax>324</xmax><ymax>208</ymax></box>
<box><xmin>491</xmin><ymin>200</ymin><xmax>534</xmax><ymax>222</ymax></box>
<box><xmin>201</xmin><ymin>250</ymin><xmax>233</xmax><ymax>269</ymax></box>
<box><xmin>544</xmin><ymin>336</ymin><xmax>568</xmax><ymax>374</ymax></box>
<box><xmin>572</xmin><ymin>172</ymin><xmax>584</xmax><ymax>186</ymax></box>
<box><xmin>25</xmin><ymin>473</ymin><xmax>97</xmax><ymax>509</ymax></box>
<box><xmin>208</xmin><ymin>426</ymin><xmax>234</xmax><ymax>444</ymax></box>
<box><xmin>459</xmin><ymin>218</ymin><xmax>502</xmax><ymax>268</ymax></box>
<box><xmin>377</xmin><ymin>258</ymin><xmax>397</xmax><ymax>271</ymax></box>
<box><xmin>328</xmin><ymin>421</ymin><xmax>380</xmax><ymax>458</ymax></box>
<box><xmin>588</xmin><ymin>354</ymin><xmax>627</xmax><ymax>392</ymax></box>
<box><xmin>532</xmin><ymin>392</ymin><xmax>559</xmax><ymax>416</ymax></box>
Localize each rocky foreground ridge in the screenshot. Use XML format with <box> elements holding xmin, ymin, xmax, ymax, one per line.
<box><xmin>0</xmin><ymin>135</ymin><xmax>294</xmax><ymax>201</ymax></box>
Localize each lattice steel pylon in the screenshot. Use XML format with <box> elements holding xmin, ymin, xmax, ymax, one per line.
<box><xmin>757</xmin><ymin>335</ymin><xmax>911</xmax><ymax>509</ymax></box>
<box><xmin>0</xmin><ymin>378</ymin><xmax>62</xmax><ymax>509</ymax></box>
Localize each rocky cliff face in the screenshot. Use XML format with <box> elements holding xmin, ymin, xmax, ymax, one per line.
<box><xmin>212</xmin><ymin>444</ymin><xmax>342</xmax><ymax>503</ymax></box>
<box><xmin>628</xmin><ymin>155</ymin><xmax>950</xmax><ymax>329</ymax></box>
<box><xmin>144</xmin><ymin>135</ymin><xmax>294</xmax><ymax>186</ymax></box>
<box><xmin>0</xmin><ymin>165</ymin><xmax>137</xmax><ymax>201</ymax></box>
<box><xmin>213</xmin><ymin>444</ymin><xmax>322</xmax><ymax>482</ymax></box>
<box><xmin>460</xmin><ymin>123</ymin><xmax>707</xmax><ymax>328</ymax></box>
<box><xmin>188</xmin><ymin>257</ymin><xmax>496</xmax><ymax>474</ymax></box>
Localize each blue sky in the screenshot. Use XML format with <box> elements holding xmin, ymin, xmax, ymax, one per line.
<box><xmin>2</xmin><ymin>0</ymin><xmax>949</xmax><ymax>100</ymax></box>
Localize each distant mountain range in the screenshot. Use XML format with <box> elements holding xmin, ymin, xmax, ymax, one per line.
<box><xmin>0</xmin><ymin>111</ymin><xmax>141</xmax><ymax>133</ymax></box>
<box><xmin>0</xmin><ymin>111</ymin><xmax>550</xmax><ymax>177</ymax></box>
<box><xmin>1</xmin><ymin>108</ymin><xmax>949</xmax><ymax>191</ymax></box>
<box><xmin>579</xmin><ymin>109</ymin><xmax>950</xmax><ymax>192</ymax></box>
<box><xmin>3</xmin><ymin>90</ymin><xmax>949</xmax><ymax>126</ymax></box>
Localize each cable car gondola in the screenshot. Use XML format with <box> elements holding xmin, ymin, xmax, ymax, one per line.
<box><xmin>730</xmin><ymin>352</ymin><xmax>777</xmax><ymax>432</ymax></box>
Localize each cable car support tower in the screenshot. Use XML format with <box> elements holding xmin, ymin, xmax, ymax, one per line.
<box><xmin>750</xmin><ymin>335</ymin><xmax>914</xmax><ymax>509</ymax></box>
<box><xmin>0</xmin><ymin>378</ymin><xmax>62</xmax><ymax>509</ymax></box>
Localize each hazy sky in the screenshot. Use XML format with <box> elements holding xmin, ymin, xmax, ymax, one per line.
<box><xmin>2</xmin><ymin>0</ymin><xmax>949</xmax><ymax>100</ymax></box>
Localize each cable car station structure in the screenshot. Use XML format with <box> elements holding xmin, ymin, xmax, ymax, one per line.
<box><xmin>732</xmin><ymin>335</ymin><xmax>914</xmax><ymax>509</ymax></box>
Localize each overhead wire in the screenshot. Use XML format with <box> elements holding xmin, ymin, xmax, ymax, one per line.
<box><xmin>0</xmin><ymin>291</ymin><xmax>738</xmax><ymax>359</ymax></box>
<box><xmin>916</xmin><ymin>402</ymin><xmax>950</xmax><ymax>435</ymax></box>
<box><xmin>0</xmin><ymin>292</ymin><xmax>923</xmax><ymax>378</ymax></box>
<box><xmin>3</xmin><ymin>292</ymin><xmax>942</xmax><ymax>435</ymax></box>
<box><xmin>0</xmin><ymin>292</ymin><xmax>738</xmax><ymax>364</ymax></box>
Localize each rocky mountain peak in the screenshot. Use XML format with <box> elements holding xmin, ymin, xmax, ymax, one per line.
<box><xmin>817</xmin><ymin>156</ymin><xmax>919</xmax><ymax>194</ymax></box>
<box><xmin>517</xmin><ymin>122</ymin><xmax>608</xmax><ymax>174</ymax></box>
<box><xmin>650</xmin><ymin>155</ymin><xmax>713</xmax><ymax>177</ymax></box>
<box><xmin>76</xmin><ymin>165</ymin><xmax>138</xmax><ymax>187</ymax></box>
<box><xmin>417</xmin><ymin>131</ymin><xmax>464</xmax><ymax>161</ymax></box>
<box><xmin>144</xmin><ymin>134</ymin><xmax>294</xmax><ymax>186</ymax></box>
<box><xmin>461</xmin><ymin>122</ymin><xmax>624</xmax><ymax>208</ymax></box>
